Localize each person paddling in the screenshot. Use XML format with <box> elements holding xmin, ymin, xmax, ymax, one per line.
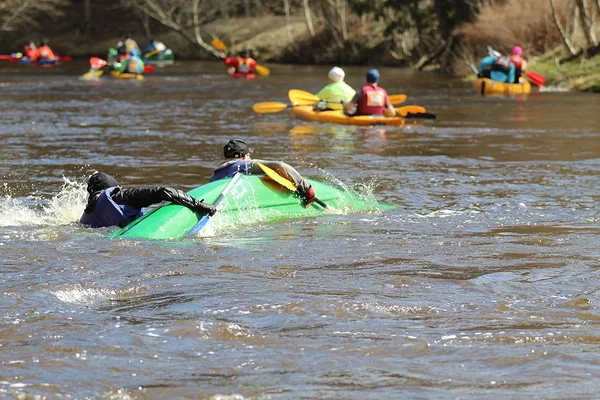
<box><xmin>224</xmin><ymin>50</ymin><xmax>257</xmax><ymax>77</ymax></box>
<box><xmin>315</xmin><ymin>67</ymin><xmax>356</xmax><ymax>111</ymax></box>
<box><xmin>344</xmin><ymin>69</ymin><xmax>396</xmax><ymax>117</ymax></box>
<box><xmin>80</xmin><ymin>172</ymin><xmax>215</xmax><ymax>228</ymax></box>
<box><xmin>478</xmin><ymin>53</ymin><xmax>515</xmax><ymax>84</ymax></box>
<box><xmin>113</xmin><ymin>49</ymin><xmax>145</xmax><ymax>75</ymax></box>
<box><xmin>509</xmin><ymin>46</ymin><xmax>528</xmax><ymax>83</ymax></box>
<box><xmin>37</xmin><ymin>40</ymin><xmax>57</xmax><ymax>62</ymax></box>
<box><xmin>210</xmin><ymin>140</ymin><xmax>317</xmax><ymax>208</ymax></box>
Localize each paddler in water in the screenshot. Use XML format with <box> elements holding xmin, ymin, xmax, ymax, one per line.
<box><xmin>80</xmin><ymin>172</ymin><xmax>216</xmax><ymax>228</ymax></box>
<box><xmin>477</xmin><ymin>53</ymin><xmax>515</xmax><ymax>84</ymax></box>
<box><xmin>210</xmin><ymin>140</ymin><xmax>317</xmax><ymax>208</ymax></box>
<box><xmin>315</xmin><ymin>66</ymin><xmax>356</xmax><ymax>111</ymax></box>
<box><xmin>509</xmin><ymin>45</ymin><xmax>527</xmax><ymax>83</ymax></box>
<box><xmin>113</xmin><ymin>49</ymin><xmax>145</xmax><ymax>75</ymax></box>
<box><xmin>344</xmin><ymin>69</ymin><xmax>396</xmax><ymax>117</ymax></box>
<box><xmin>224</xmin><ymin>49</ymin><xmax>256</xmax><ymax>77</ymax></box>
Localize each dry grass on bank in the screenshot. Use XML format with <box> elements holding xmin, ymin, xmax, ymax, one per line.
<box><xmin>457</xmin><ymin>0</ymin><xmax>572</xmax><ymax>57</ymax></box>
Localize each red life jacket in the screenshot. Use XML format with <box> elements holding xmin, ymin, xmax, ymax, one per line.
<box><xmin>357</xmin><ymin>85</ymin><xmax>388</xmax><ymax>116</ymax></box>
<box><xmin>510</xmin><ymin>55</ymin><xmax>523</xmax><ymax>70</ymax></box>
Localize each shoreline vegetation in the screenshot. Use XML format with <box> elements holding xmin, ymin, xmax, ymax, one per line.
<box><xmin>0</xmin><ymin>0</ymin><xmax>598</xmax><ymax>92</ymax></box>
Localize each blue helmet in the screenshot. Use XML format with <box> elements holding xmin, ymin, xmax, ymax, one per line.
<box><xmin>366</xmin><ymin>69</ymin><xmax>380</xmax><ymax>83</ymax></box>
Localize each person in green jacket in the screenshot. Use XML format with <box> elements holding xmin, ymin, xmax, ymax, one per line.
<box><xmin>315</xmin><ymin>67</ymin><xmax>356</xmax><ymax>111</ymax></box>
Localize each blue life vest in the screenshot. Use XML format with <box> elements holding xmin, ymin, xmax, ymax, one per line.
<box><xmin>79</xmin><ymin>187</ymin><xmax>143</xmax><ymax>228</ymax></box>
<box><xmin>210</xmin><ymin>160</ymin><xmax>250</xmax><ymax>182</ymax></box>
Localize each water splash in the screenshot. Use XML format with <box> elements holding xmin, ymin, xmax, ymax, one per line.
<box><xmin>0</xmin><ymin>177</ymin><xmax>87</xmax><ymax>227</ymax></box>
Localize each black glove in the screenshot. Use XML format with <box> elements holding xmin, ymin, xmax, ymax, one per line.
<box><xmin>194</xmin><ymin>199</ymin><xmax>216</xmax><ymax>216</ymax></box>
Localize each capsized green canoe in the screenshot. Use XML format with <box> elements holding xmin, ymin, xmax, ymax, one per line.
<box><xmin>107</xmin><ymin>175</ymin><xmax>389</xmax><ymax>240</ymax></box>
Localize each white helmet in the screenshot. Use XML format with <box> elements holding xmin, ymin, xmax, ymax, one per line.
<box><xmin>328</xmin><ymin>66</ymin><xmax>345</xmax><ymax>82</ymax></box>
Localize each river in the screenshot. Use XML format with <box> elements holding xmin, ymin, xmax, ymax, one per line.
<box><xmin>1</xmin><ymin>60</ymin><xmax>599</xmax><ymax>399</ymax></box>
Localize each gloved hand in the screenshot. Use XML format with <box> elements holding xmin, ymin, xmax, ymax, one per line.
<box><xmin>194</xmin><ymin>199</ymin><xmax>217</xmax><ymax>216</ymax></box>
<box><xmin>301</xmin><ymin>186</ymin><xmax>316</xmax><ymax>208</ymax></box>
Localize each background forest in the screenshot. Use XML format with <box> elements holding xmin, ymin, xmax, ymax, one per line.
<box><xmin>1</xmin><ymin>0</ymin><xmax>599</xmax><ymax>76</ymax></box>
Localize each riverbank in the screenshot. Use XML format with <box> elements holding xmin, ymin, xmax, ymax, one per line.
<box><xmin>530</xmin><ymin>55</ymin><xmax>600</xmax><ymax>92</ymax></box>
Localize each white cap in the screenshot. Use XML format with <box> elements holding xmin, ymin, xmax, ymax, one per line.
<box><xmin>328</xmin><ymin>66</ymin><xmax>345</xmax><ymax>82</ymax></box>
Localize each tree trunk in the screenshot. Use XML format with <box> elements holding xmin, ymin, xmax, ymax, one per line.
<box><xmin>284</xmin><ymin>0</ymin><xmax>293</xmax><ymax>43</ymax></box>
<box><xmin>303</xmin><ymin>0</ymin><xmax>315</xmax><ymax>37</ymax></box>
<box><xmin>337</xmin><ymin>0</ymin><xmax>347</xmax><ymax>41</ymax></box>
<box><xmin>244</xmin><ymin>0</ymin><xmax>251</xmax><ymax>18</ymax></box>
<box><xmin>550</xmin><ymin>0</ymin><xmax>577</xmax><ymax>55</ymax></box>
<box><xmin>575</xmin><ymin>0</ymin><xmax>598</xmax><ymax>46</ymax></box>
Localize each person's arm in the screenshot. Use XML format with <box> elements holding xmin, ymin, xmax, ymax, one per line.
<box><xmin>112</xmin><ymin>187</ymin><xmax>215</xmax><ymax>215</ymax></box>
<box><xmin>384</xmin><ymin>94</ymin><xmax>396</xmax><ymax>117</ymax></box>
<box><xmin>344</xmin><ymin>91</ymin><xmax>361</xmax><ymax>113</ymax></box>
<box><xmin>249</xmin><ymin>59</ymin><xmax>257</xmax><ymax>72</ymax></box>
<box><xmin>248</xmin><ymin>160</ymin><xmax>315</xmax><ymax>205</ymax></box>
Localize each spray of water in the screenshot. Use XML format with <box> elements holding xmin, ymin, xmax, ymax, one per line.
<box><xmin>0</xmin><ymin>177</ymin><xmax>87</xmax><ymax>227</ymax></box>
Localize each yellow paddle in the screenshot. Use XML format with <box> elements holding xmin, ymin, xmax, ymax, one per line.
<box><xmin>211</xmin><ymin>39</ymin><xmax>270</xmax><ymax>77</ymax></box>
<box><xmin>256</xmin><ymin>162</ymin><xmax>328</xmax><ymax>209</ymax></box>
<box><xmin>252</xmin><ymin>102</ymin><xmax>292</xmax><ymax>114</ymax></box>
<box><xmin>288</xmin><ymin>89</ymin><xmax>407</xmax><ymax>106</ymax></box>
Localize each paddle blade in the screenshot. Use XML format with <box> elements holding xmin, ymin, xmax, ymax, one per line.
<box><xmin>526</xmin><ymin>71</ymin><xmax>545</xmax><ymax>86</ymax></box>
<box><xmin>143</xmin><ymin>64</ymin><xmax>155</xmax><ymax>74</ymax></box>
<box><xmin>90</xmin><ymin>57</ymin><xmax>107</xmax><ymax>69</ymax></box>
<box><xmin>388</xmin><ymin>94</ymin><xmax>407</xmax><ymax>105</ymax></box>
<box><xmin>187</xmin><ymin>215</ymin><xmax>210</xmax><ymax>236</ymax></box>
<box><xmin>405</xmin><ymin>112</ymin><xmax>436</xmax><ymax>120</ymax></box>
<box><xmin>252</xmin><ymin>102</ymin><xmax>290</xmax><ymax>114</ymax></box>
<box><xmin>396</xmin><ymin>105</ymin><xmax>427</xmax><ymax>117</ymax></box>
<box><xmin>81</xmin><ymin>69</ymin><xmax>104</xmax><ymax>81</ymax></box>
<box><xmin>255</xmin><ymin>64</ymin><xmax>270</xmax><ymax>77</ymax></box>
<box><xmin>257</xmin><ymin>163</ymin><xmax>297</xmax><ymax>191</ymax></box>
<box><xmin>288</xmin><ymin>89</ymin><xmax>320</xmax><ymax>106</ymax></box>
<box><xmin>211</xmin><ymin>39</ymin><xmax>228</xmax><ymax>51</ymax></box>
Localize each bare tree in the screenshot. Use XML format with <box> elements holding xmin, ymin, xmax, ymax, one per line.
<box><xmin>283</xmin><ymin>0</ymin><xmax>294</xmax><ymax>42</ymax></box>
<box><xmin>575</xmin><ymin>0</ymin><xmax>598</xmax><ymax>46</ymax></box>
<box><xmin>550</xmin><ymin>0</ymin><xmax>577</xmax><ymax>55</ymax></box>
<box><xmin>0</xmin><ymin>0</ymin><xmax>66</xmax><ymax>41</ymax></box>
<box><xmin>119</xmin><ymin>0</ymin><xmax>225</xmax><ymax>58</ymax></box>
<box><xmin>303</xmin><ymin>0</ymin><xmax>316</xmax><ymax>37</ymax></box>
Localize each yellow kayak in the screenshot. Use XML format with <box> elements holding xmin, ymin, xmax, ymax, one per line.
<box><xmin>474</xmin><ymin>77</ymin><xmax>531</xmax><ymax>95</ymax></box>
<box><xmin>291</xmin><ymin>106</ymin><xmax>405</xmax><ymax>127</ymax></box>
<box><xmin>110</xmin><ymin>71</ymin><xmax>144</xmax><ymax>80</ymax></box>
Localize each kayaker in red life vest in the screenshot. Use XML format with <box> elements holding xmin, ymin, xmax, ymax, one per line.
<box><xmin>79</xmin><ymin>172</ymin><xmax>215</xmax><ymax>228</ymax></box>
<box><xmin>37</xmin><ymin>40</ymin><xmax>57</xmax><ymax>62</ymax></box>
<box><xmin>210</xmin><ymin>139</ymin><xmax>317</xmax><ymax>208</ymax></box>
<box><xmin>224</xmin><ymin>50</ymin><xmax>257</xmax><ymax>77</ymax></box>
<box><xmin>24</xmin><ymin>42</ymin><xmax>39</xmax><ymax>62</ymax></box>
<box><xmin>510</xmin><ymin>46</ymin><xmax>528</xmax><ymax>83</ymax></box>
<box><xmin>344</xmin><ymin>69</ymin><xmax>396</xmax><ymax>117</ymax></box>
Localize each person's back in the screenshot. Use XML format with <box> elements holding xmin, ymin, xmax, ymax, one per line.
<box><xmin>124</xmin><ymin>36</ymin><xmax>140</xmax><ymax>55</ymax></box>
<box><xmin>345</xmin><ymin>69</ymin><xmax>396</xmax><ymax>117</ymax></box>
<box><xmin>478</xmin><ymin>55</ymin><xmax>515</xmax><ymax>84</ymax></box>
<box><xmin>37</xmin><ymin>41</ymin><xmax>56</xmax><ymax>61</ymax></box>
<box><xmin>316</xmin><ymin>67</ymin><xmax>356</xmax><ymax>111</ymax></box>
<box><xmin>225</xmin><ymin>50</ymin><xmax>256</xmax><ymax>76</ymax></box>
<box><xmin>24</xmin><ymin>43</ymin><xmax>39</xmax><ymax>61</ymax></box>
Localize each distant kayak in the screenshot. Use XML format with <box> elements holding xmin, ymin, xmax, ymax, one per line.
<box><xmin>108</xmin><ymin>175</ymin><xmax>387</xmax><ymax>240</ymax></box>
<box><xmin>228</xmin><ymin>70</ymin><xmax>256</xmax><ymax>79</ymax></box>
<box><xmin>474</xmin><ymin>77</ymin><xmax>531</xmax><ymax>95</ymax></box>
<box><xmin>143</xmin><ymin>50</ymin><xmax>174</xmax><ymax>66</ymax></box>
<box><xmin>291</xmin><ymin>105</ymin><xmax>405</xmax><ymax>127</ymax></box>
<box><xmin>110</xmin><ymin>70</ymin><xmax>144</xmax><ymax>80</ymax></box>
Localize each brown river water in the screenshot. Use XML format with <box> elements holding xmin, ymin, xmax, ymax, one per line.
<box><xmin>0</xmin><ymin>60</ymin><xmax>599</xmax><ymax>399</ymax></box>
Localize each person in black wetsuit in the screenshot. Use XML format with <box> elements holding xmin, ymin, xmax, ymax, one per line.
<box><xmin>79</xmin><ymin>172</ymin><xmax>215</xmax><ymax>228</ymax></box>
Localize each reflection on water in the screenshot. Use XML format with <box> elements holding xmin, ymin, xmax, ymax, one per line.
<box><xmin>0</xmin><ymin>61</ymin><xmax>599</xmax><ymax>399</ymax></box>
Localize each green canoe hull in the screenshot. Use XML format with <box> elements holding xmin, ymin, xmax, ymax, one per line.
<box><xmin>107</xmin><ymin>176</ymin><xmax>385</xmax><ymax>240</ymax></box>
